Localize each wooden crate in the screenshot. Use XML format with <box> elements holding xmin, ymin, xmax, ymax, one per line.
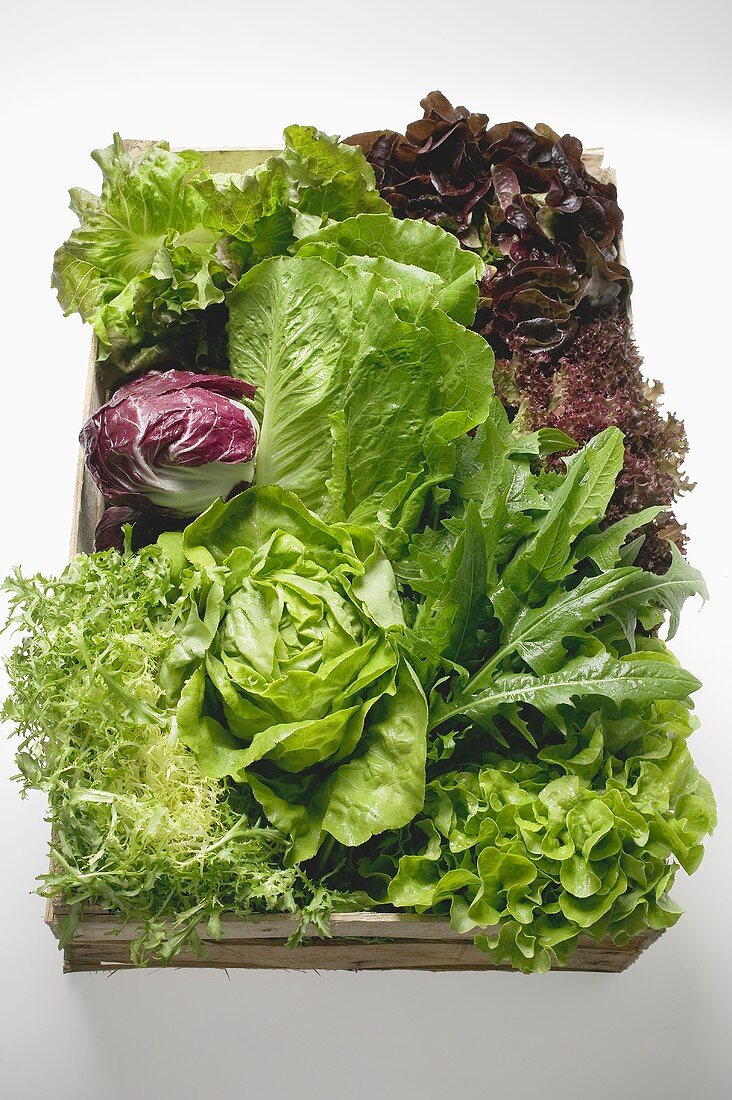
<box><xmin>47</xmin><ymin>144</ymin><xmax>661</xmax><ymax>974</ymax></box>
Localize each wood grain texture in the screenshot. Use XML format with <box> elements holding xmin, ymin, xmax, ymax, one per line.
<box><xmin>48</xmin><ymin>900</ymin><xmax>662</xmax><ymax>974</ymax></box>
<box><xmin>54</xmin><ymin>144</ymin><xmax>663</xmax><ymax>975</ymax></box>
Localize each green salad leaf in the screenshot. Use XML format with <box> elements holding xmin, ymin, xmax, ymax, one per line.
<box><xmin>293</xmin><ymin>212</ymin><xmax>484</xmax><ymax>324</ymax></box>
<box><xmin>228</xmin><ymin>219</ymin><xmax>494</xmax><ymax>554</ymax></box>
<box><xmin>52</xmin><ymin>136</ymin><xmax>232</xmax><ymax>375</ymax></box>
<box><xmin>159</xmin><ymin>486</ymin><xmax>428</xmax><ymax>864</ymax></box>
<box><xmin>355</xmin><ymin>695</ymin><xmax>716</xmax><ymax>974</ymax></box>
<box><xmin>395</xmin><ymin>410</ymin><xmax>707</xmax><ymax>763</ymax></box>
<box><xmin>53</xmin><ymin>128</ymin><xmax>387</xmax><ymax>375</ymax></box>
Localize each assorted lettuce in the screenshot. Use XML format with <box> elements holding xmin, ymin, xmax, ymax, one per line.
<box><xmin>347</xmin><ymin>93</ymin><xmax>688</xmax><ymax>573</ymax></box>
<box><xmin>3</xmin><ymin>113</ymin><xmax>714</xmax><ymax>972</ymax></box>
<box><xmin>496</xmin><ymin>314</ymin><xmax>691</xmax><ymax>571</ymax></box>
<box><xmin>3</xmin><ymin>547</ymin><xmax>358</xmax><ymax>963</ymax></box>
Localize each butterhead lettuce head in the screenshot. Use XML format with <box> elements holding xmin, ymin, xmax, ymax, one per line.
<box><xmin>160</xmin><ymin>486</ymin><xmax>428</xmax><ymax>863</ymax></box>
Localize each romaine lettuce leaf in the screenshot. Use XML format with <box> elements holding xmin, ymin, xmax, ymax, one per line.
<box><xmin>227</xmin><ymin>238</ymin><xmax>493</xmax><ymax>552</ymax></box>
<box><xmin>293</xmin><ymin>213</ymin><xmax>484</xmax><ymax>324</ymax></box>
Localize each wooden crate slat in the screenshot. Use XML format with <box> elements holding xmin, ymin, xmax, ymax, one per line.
<box><xmin>59</xmin><ymin>928</ymin><xmax>661</xmax><ymax>974</ymax></box>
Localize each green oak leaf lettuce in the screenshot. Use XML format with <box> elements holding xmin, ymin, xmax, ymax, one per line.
<box><xmin>53</xmin><ymin>128</ymin><xmax>387</xmax><ymax>375</ymax></box>
<box><xmin>159</xmin><ymin>486</ymin><xmax>428</xmax><ymax>864</ymax></box>
<box><xmin>355</xmin><ymin>695</ymin><xmax>715</xmax><ymax>974</ymax></box>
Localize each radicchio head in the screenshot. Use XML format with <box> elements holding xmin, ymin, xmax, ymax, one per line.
<box><xmin>80</xmin><ymin>370</ymin><xmax>259</xmax><ymax>518</ymax></box>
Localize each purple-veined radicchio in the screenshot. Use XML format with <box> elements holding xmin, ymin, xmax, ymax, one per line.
<box><xmin>80</xmin><ymin>370</ymin><xmax>259</xmax><ymax>518</ymax></box>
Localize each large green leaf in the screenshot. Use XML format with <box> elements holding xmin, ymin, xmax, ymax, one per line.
<box><xmin>409</xmin><ymin>502</ymin><xmax>488</xmax><ymax>683</ymax></box>
<box><xmin>501</xmin><ymin>427</ymin><xmax>624</xmax><ymax>600</ymax></box>
<box><xmin>228</xmin><ymin>252</ymin><xmax>493</xmax><ymax>543</ymax></box>
<box><xmin>491</xmin><ymin>568</ymin><xmax>638</xmax><ymax>675</ymax></box>
<box><xmin>248</xmin><ymin>660</ymin><xmax>427</xmax><ymax>862</ymax></box>
<box><xmin>53</xmin><ymin>127</ymin><xmax>391</xmax><ymax>374</ymax></box>
<box><xmin>294</xmin><ymin>213</ymin><xmax>484</xmax><ymax>325</ymax></box>
<box><xmin>227</xmin><ymin>257</ymin><xmax>355</xmax><ymax>512</ymax></box>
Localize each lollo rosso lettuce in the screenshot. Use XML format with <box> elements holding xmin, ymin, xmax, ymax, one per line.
<box><xmin>159</xmin><ymin>485</ymin><xmax>428</xmax><ymax>864</ymax></box>
<box><xmin>80</xmin><ymin>370</ymin><xmax>260</xmax><ymax>518</ymax></box>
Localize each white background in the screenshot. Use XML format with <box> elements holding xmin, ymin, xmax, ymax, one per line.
<box><xmin>1</xmin><ymin>2</ymin><xmax>730</xmax><ymax>1097</ymax></box>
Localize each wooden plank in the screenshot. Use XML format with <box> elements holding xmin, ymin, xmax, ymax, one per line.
<box><xmin>58</xmin><ymin>930</ymin><xmax>661</xmax><ymax>974</ymax></box>
<box><xmin>71</xmin><ymin>336</ymin><xmax>104</xmax><ymax>557</ymax></box>
<box><xmin>50</xmin><ymin>908</ymin><xmax>481</xmax><ymax>944</ymax></box>
<box><xmin>47</xmin><ymin>897</ymin><xmax>661</xmax><ymax>974</ymax></box>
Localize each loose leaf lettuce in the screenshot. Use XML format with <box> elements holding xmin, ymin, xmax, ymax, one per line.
<box><xmin>53</xmin><ymin>128</ymin><xmax>389</xmax><ymax>375</ymax></box>
<box><xmin>53</xmin><ymin>135</ymin><xmax>233</xmax><ymax>374</ymax></box>
<box><xmin>357</xmin><ymin>698</ymin><xmax>715</xmax><ymax>974</ymax></box>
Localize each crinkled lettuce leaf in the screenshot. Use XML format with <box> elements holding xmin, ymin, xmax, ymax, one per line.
<box><xmin>360</xmin><ymin>695</ymin><xmax>716</xmax><ymax>974</ymax></box>
<box><xmin>53</xmin><ymin>135</ymin><xmax>233</xmax><ymax>374</ymax></box>
<box><xmin>53</xmin><ymin>128</ymin><xmax>388</xmax><ymax>375</ymax></box>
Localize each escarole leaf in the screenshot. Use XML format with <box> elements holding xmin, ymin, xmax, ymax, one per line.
<box><xmin>192</xmin><ymin>129</ymin><xmax>388</xmax><ymax>259</ymax></box>
<box><xmin>53</xmin><ymin>127</ymin><xmax>389</xmax><ymax>376</ymax></box>
<box><xmin>192</xmin><ymin>155</ymin><xmax>295</xmax><ymax>261</ymax></box>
